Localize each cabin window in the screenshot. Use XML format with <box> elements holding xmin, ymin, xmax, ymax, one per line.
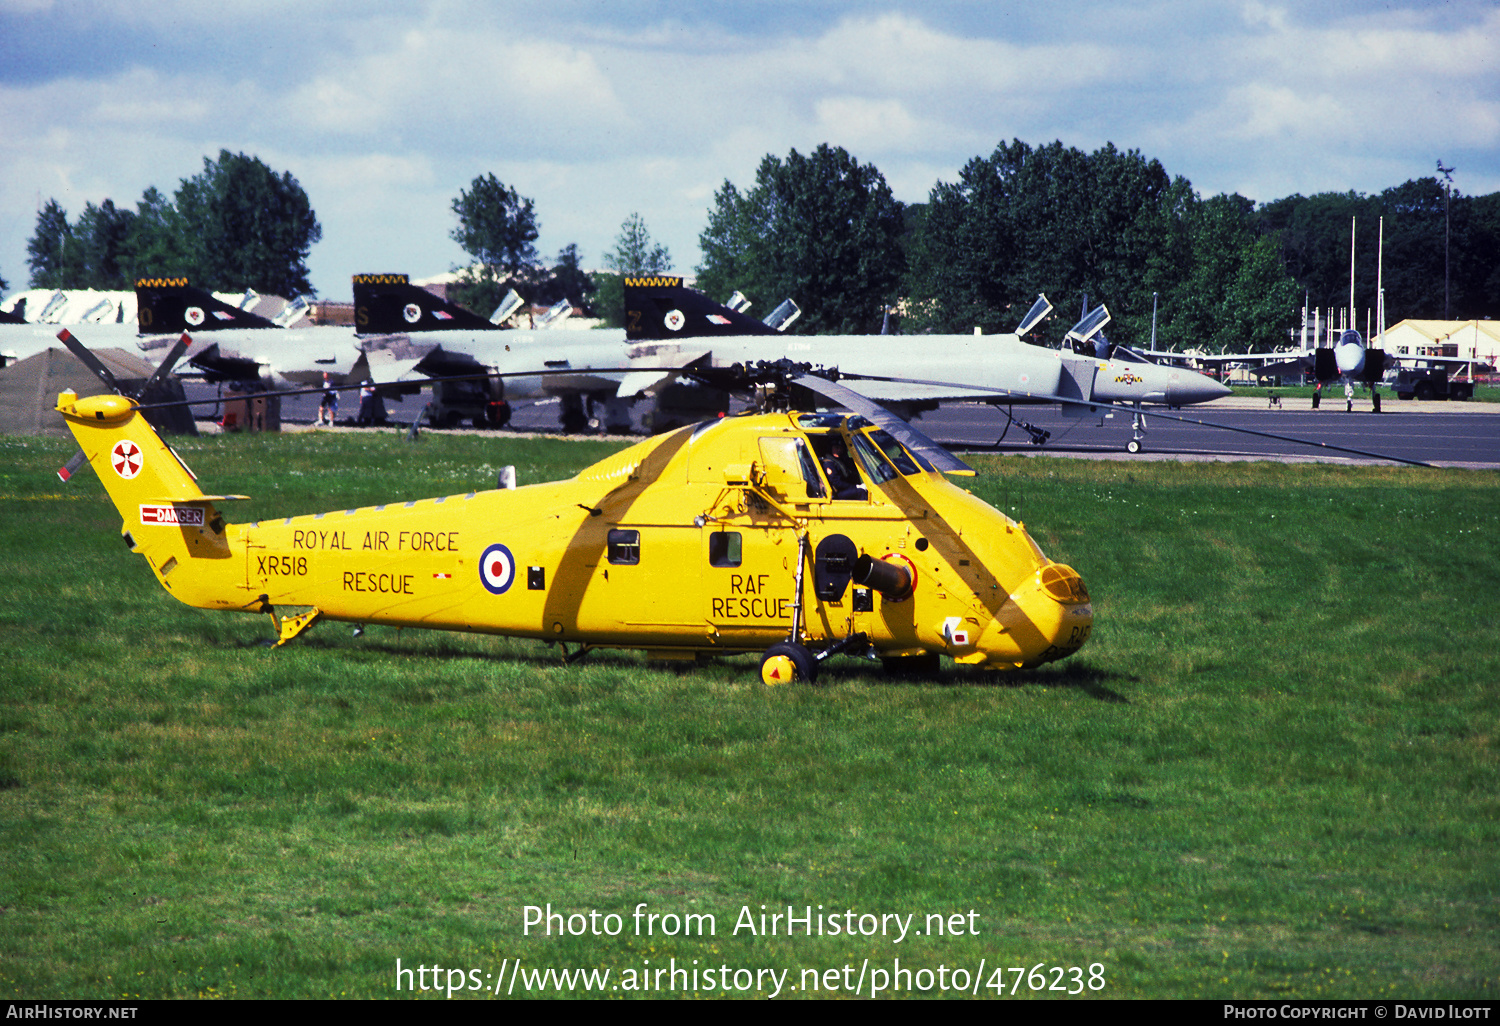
<box><xmin>608</xmin><ymin>528</ymin><xmax>640</xmax><ymax>565</ymax></box>
<box><xmin>708</xmin><ymin>532</ymin><xmax>742</xmax><ymax>567</ymax></box>
<box><xmin>757</xmin><ymin>436</ymin><xmax>826</xmax><ymax>499</ymax></box>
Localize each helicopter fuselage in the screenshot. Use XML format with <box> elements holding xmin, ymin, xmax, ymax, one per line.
<box><xmin>59</xmin><ymin>394</ymin><xmax>1093</xmax><ymax>673</ymax></box>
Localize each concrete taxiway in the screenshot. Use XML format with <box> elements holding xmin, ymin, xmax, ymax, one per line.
<box><xmin>190</xmin><ymin>383</ymin><xmax>1498</xmax><ymax>471</ymax></box>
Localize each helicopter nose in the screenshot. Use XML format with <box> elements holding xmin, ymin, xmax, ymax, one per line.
<box><xmin>970</xmin><ymin>562</ymin><xmax>1093</xmax><ymax>669</ymax></box>
<box><xmin>1169</xmin><ymin>369</ymin><xmax>1232</xmax><ymax>406</ymax></box>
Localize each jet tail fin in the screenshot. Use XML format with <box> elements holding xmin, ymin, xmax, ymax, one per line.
<box><xmin>624</xmin><ymin>276</ymin><xmax>781</xmax><ymax>341</ymax></box>
<box><xmin>135</xmin><ymin>278</ymin><xmax>279</xmax><ymax>332</ymax></box>
<box><xmin>353</xmin><ymin>274</ymin><xmax>499</xmax><ymax>333</ymax></box>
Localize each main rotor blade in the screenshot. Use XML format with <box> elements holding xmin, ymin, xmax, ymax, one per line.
<box><xmin>841</xmin><ymin>371</ymin><xmax>1433</xmax><ymax>468</ymax></box>
<box><xmin>790</xmin><ymin>373</ymin><xmax>974</xmax><ymax>476</ymax></box>
<box><xmin>119</xmin><ymin>360</ymin><xmax>1435</xmax><ymax>470</ymax></box>
<box><xmin>56</xmin><ymin>329</ymin><xmax>121</xmax><ymax>393</ymax></box>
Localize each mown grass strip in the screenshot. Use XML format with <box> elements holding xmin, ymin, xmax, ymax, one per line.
<box><xmin>1</xmin><ymin>430</ymin><xmax>1495</xmax><ymax>999</ymax></box>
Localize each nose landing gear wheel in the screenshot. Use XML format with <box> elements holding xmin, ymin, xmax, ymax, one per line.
<box><xmin>1127</xmin><ymin>403</ymin><xmax>1146</xmax><ymax>454</ymax></box>
<box><xmin>760</xmin><ymin>641</ymin><xmax>817</xmax><ymax>686</ymax></box>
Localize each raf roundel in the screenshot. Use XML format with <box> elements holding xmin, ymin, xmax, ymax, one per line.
<box><xmin>479</xmin><ymin>543</ymin><xmax>516</xmax><ymax>595</ymax></box>
<box><xmin>111</xmin><ymin>440</ymin><xmax>143</xmax><ymax>480</ymax></box>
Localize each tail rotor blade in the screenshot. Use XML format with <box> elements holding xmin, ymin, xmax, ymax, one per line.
<box><xmin>57</xmin><ymin>449</ymin><xmax>87</xmax><ymax>483</ymax></box>
<box><xmin>140</xmin><ymin>332</ymin><xmax>192</xmax><ymax>393</ymax></box>
<box><xmin>56</xmin><ymin>329</ymin><xmax>121</xmax><ymax>392</ymax></box>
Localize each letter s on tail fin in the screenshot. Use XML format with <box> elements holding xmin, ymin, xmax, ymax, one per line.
<box><xmin>55</xmin><ymin>390</ymin><xmax>248</xmax><ymax>609</ymax></box>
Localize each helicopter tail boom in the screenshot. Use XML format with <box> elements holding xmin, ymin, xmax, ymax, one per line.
<box><xmin>55</xmin><ymin>390</ymin><xmax>246</xmax><ymax>610</ymax></box>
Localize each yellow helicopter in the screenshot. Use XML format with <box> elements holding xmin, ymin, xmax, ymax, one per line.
<box><xmin>51</xmin><ymin>334</ymin><xmax>1093</xmax><ymax>684</ymax></box>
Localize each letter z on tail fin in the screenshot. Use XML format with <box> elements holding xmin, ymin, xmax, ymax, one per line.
<box><xmin>55</xmin><ymin>390</ymin><xmax>249</xmax><ymax>610</ymax></box>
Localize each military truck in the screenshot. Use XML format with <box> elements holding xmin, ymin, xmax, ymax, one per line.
<box><xmin>1392</xmin><ymin>367</ymin><xmax>1473</xmax><ymax>401</ymax></box>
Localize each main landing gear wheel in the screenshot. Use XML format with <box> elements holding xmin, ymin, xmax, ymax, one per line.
<box><xmin>1126</xmin><ymin>439</ymin><xmax>1142</xmax><ymax>454</ymax></box>
<box><xmin>760</xmin><ymin>641</ymin><xmax>817</xmax><ymax>686</ymax></box>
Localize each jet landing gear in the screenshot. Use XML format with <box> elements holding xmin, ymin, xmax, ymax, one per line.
<box><xmin>560</xmin><ymin>395</ymin><xmax>589</xmax><ymax>434</ymax></box>
<box><xmin>1126</xmin><ymin>403</ymin><xmax>1146</xmax><ymax>454</ymax></box>
<box><xmin>996</xmin><ymin>406</ymin><xmax>1051</xmax><ymax>447</ymax></box>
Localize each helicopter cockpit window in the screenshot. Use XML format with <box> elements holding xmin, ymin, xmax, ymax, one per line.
<box><xmin>795</xmin><ymin>439</ymin><xmax>826</xmax><ymax>497</ymax></box>
<box><xmin>607</xmin><ymin>529</ymin><xmax>640</xmax><ymax>565</ymax></box>
<box><xmin>805</xmin><ymin>433</ymin><xmax>866</xmax><ymax>500</ymax></box>
<box><xmin>866</xmin><ymin>429</ymin><xmax>923</xmax><ymax>476</ymax></box>
<box><xmin>848</xmin><ymin>431</ymin><xmax>898</xmax><ymax>485</ymax></box>
<box><xmin>708</xmin><ymin>531</ymin><xmax>742</xmax><ymax>567</ymax></box>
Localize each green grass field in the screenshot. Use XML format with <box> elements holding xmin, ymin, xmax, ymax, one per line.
<box><xmin>1</xmin><ymin>428</ymin><xmax>1496</xmax><ymax>1000</ymax></box>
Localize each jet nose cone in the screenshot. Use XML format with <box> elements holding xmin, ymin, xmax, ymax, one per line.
<box><xmin>1171</xmin><ymin>370</ymin><xmax>1232</xmax><ymax>405</ymax></box>
<box><xmin>1336</xmin><ymin>342</ymin><xmax>1365</xmax><ymax>376</ymax></box>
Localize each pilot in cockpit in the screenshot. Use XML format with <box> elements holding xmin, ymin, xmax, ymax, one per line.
<box><xmin>817</xmin><ymin>436</ymin><xmax>866</xmax><ymax>500</ymax></box>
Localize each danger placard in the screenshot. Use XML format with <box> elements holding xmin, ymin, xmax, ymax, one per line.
<box><xmin>140</xmin><ymin>504</ymin><xmax>205</xmax><ymax>526</ymax></box>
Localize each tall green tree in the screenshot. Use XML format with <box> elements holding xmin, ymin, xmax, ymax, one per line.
<box><xmin>73</xmin><ymin>199</ymin><xmax>136</xmax><ymax>289</ymax></box>
<box><xmin>123</xmin><ymin>186</ymin><xmax>191</xmax><ymax>282</ymax></box>
<box><xmin>1173</xmin><ymin>194</ymin><xmax>1302</xmax><ymax>351</ymax></box>
<box><xmin>592</xmin><ymin>213</ymin><xmax>673</xmax><ymax>327</ymax></box>
<box><xmin>604</xmin><ymin>212</ymin><xmax>672</xmax><ymax>276</ymax></box>
<box><xmin>29</xmin><ymin>197</ymin><xmax>142</xmax><ymax>290</ymax></box>
<box><xmin>1252</xmin><ymin>179</ymin><xmax>1500</xmax><ymax>325</ymax></box>
<box><xmin>905</xmin><ymin>139</ymin><xmax>1198</xmax><ymax>343</ymax></box>
<box><xmin>695</xmin><ymin>179</ymin><xmax>772</xmax><ymax>308</ymax></box>
<box><xmin>174</xmin><ymin>150</ymin><xmax>321</xmax><ymax>296</ymax></box>
<box><xmin>1468</xmin><ymin>191</ymin><xmax>1500</xmax><ymax>313</ymax></box>
<box><xmin>27</xmin><ymin>158</ymin><xmax>320</xmax><ymax>295</ymax></box>
<box><xmin>1254</xmin><ymin>190</ymin><xmax>1375</xmax><ymax>318</ymax></box>
<box><xmin>696</xmin><ymin>144</ymin><xmax>905</xmax><ymax>335</ymax></box>
<box><xmin>448</xmin><ymin>173</ymin><xmax>540</xmax><ymax>315</ymax></box>
<box><xmin>26</xmin><ymin>199</ymin><xmax>79</xmax><ymax>288</ymax></box>
<box><xmin>532</xmin><ymin>244</ymin><xmax>598</xmax><ymax>313</ymax></box>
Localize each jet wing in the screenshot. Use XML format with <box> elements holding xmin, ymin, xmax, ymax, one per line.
<box><xmin>840</xmin><ymin>379</ymin><xmax>1024</xmax><ymax>404</ymax></box>
<box><xmin>615</xmin><ymin>347</ymin><xmax>712</xmax><ymax>398</ymax></box>
<box><xmin>183</xmin><ymin>342</ymin><xmax>266</xmax><ymax>382</ymax></box>
<box><xmin>615</xmin><ymin>370</ymin><xmax>675</xmax><ymax>398</ymax></box>
<box><xmin>357</xmin><ymin>335</ymin><xmax>441</xmax><ymax>383</ymax></box>
<box><xmin>362</xmin><ymin>348</ymin><xmax>429</xmax><ymax>384</ymax></box>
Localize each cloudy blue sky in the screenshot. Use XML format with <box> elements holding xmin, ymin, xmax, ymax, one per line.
<box><xmin>2</xmin><ymin>0</ymin><xmax>1496</xmax><ymax>299</ymax></box>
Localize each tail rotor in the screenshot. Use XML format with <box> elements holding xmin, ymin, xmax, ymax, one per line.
<box><xmin>53</xmin><ymin>329</ymin><xmax>196</xmax><ymax>481</ymax></box>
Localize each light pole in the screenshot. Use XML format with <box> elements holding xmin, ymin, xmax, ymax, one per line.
<box><xmin>1437</xmin><ymin>160</ymin><xmax>1455</xmax><ymax>319</ymax></box>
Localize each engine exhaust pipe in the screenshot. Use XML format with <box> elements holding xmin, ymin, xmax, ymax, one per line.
<box><xmin>854</xmin><ymin>554</ymin><xmax>912</xmax><ymax>600</ymax></box>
